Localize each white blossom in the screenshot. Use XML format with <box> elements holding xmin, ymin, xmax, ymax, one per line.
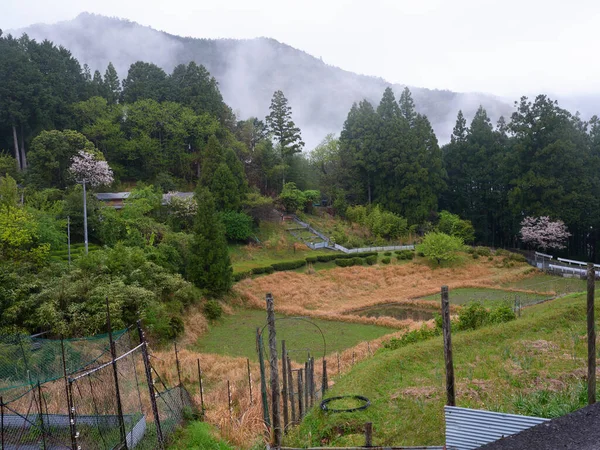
<box><xmin>520</xmin><ymin>216</ymin><xmax>571</xmax><ymax>251</ymax></box>
<box><xmin>69</xmin><ymin>150</ymin><xmax>114</xmax><ymax>187</ymax></box>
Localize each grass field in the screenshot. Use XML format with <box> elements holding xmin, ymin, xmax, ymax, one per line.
<box><xmin>168</xmin><ymin>422</ymin><xmax>234</xmax><ymax>450</ymax></box>
<box><xmin>283</xmin><ymin>292</ymin><xmax>597</xmax><ymax>447</ymax></box>
<box><xmin>194</xmin><ymin>308</ymin><xmax>396</xmax><ymax>361</ymax></box>
<box><xmin>501</xmin><ymin>273</ymin><xmax>587</xmax><ymax>294</ymax></box>
<box><xmin>417</xmin><ymin>287</ymin><xmax>551</xmax><ymax>306</ymax></box>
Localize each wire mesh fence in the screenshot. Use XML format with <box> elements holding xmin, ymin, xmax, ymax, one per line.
<box><xmin>0</xmin><ymin>326</ymin><xmax>193</xmax><ymax>449</ymax></box>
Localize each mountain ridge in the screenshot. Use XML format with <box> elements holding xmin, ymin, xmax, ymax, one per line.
<box><xmin>11</xmin><ymin>12</ymin><xmax>513</xmax><ymax>148</ymax></box>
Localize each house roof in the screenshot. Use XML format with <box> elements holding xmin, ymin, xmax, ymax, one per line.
<box><xmin>478</xmin><ymin>402</ymin><xmax>600</xmax><ymax>450</ymax></box>
<box><xmin>95</xmin><ymin>192</ymin><xmax>131</xmax><ymax>201</ymax></box>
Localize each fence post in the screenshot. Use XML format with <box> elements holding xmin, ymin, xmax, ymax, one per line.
<box><xmin>36</xmin><ymin>381</ymin><xmax>47</xmax><ymax>450</ymax></box>
<box><xmin>61</xmin><ymin>339</ymin><xmax>78</xmax><ymax>450</ymax></box>
<box><xmin>337</xmin><ymin>353</ymin><xmax>340</xmax><ymax>375</ymax></box>
<box><xmin>352</xmin><ymin>351</ymin><xmax>355</xmax><ymax>366</ymax></box>
<box><xmin>441</xmin><ymin>286</ymin><xmax>456</xmax><ymax>406</ymax></box>
<box><xmin>588</xmin><ymin>263</ymin><xmax>596</xmax><ymax>405</ymax></box>
<box><xmin>281</xmin><ymin>341</ymin><xmax>289</xmax><ymax>432</ymax></box>
<box><xmin>304</xmin><ymin>362</ymin><xmax>309</xmax><ymax>412</ymax></box>
<box><xmin>297</xmin><ymin>369</ymin><xmax>304</xmax><ymax>419</ymax></box>
<box><xmin>310</xmin><ymin>357</ymin><xmax>315</xmax><ymax>407</ymax></box>
<box><xmin>288</xmin><ymin>356</ymin><xmax>296</xmax><ymax>424</ymax></box>
<box><xmin>266</xmin><ymin>293</ymin><xmax>282</xmax><ymax>447</ymax></box>
<box><xmin>227</xmin><ymin>380</ymin><xmax>233</xmax><ymax>421</ymax></box>
<box><xmin>67</xmin><ymin>380</ymin><xmax>79</xmax><ymax>450</ymax></box>
<box><xmin>364</xmin><ymin>422</ymin><xmax>373</xmax><ymax>447</ymax></box>
<box><xmin>106</xmin><ymin>297</ymin><xmax>128</xmax><ymax>449</ymax></box>
<box><xmin>322</xmin><ymin>358</ymin><xmax>328</xmax><ymax>397</ymax></box>
<box><xmin>137</xmin><ymin>320</ymin><xmax>164</xmax><ymax>449</ymax></box>
<box><xmin>174</xmin><ymin>341</ymin><xmax>184</xmax><ymax>406</ymax></box>
<box><xmin>197</xmin><ymin>359</ymin><xmax>205</xmax><ymax>413</ymax></box>
<box><xmin>247</xmin><ymin>358</ymin><xmax>253</xmax><ymax>405</ymax></box>
<box><xmin>256</xmin><ymin>328</ymin><xmax>270</xmax><ymax>431</ymax></box>
<box><xmin>1</xmin><ymin>396</ymin><xmax>4</xmax><ymax>450</ymax></box>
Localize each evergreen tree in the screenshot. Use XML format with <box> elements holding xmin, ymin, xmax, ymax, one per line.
<box><xmin>399</xmin><ymin>87</ymin><xmax>417</xmax><ymax>125</ymax></box>
<box><xmin>211</xmin><ymin>163</ymin><xmax>242</xmax><ymax>211</ymax></box>
<box><xmin>121</xmin><ymin>61</ymin><xmax>169</xmax><ymax>103</ymax></box>
<box><xmin>376</xmin><ymin>87</ymin><xmax>400</xmax><ymax>121</ymax></box>
<box><xmin>187</xmin><ymin>187</ymin><xmax>232</xmax><ymax>297</ymax></box>
<box><xmin>265</xmin><ymin>90</ymin><xmax>304</xmax><ymax>187</ymax></box>
<box><xmin>199</xmin><ymin>135</ymin><xmax>225</xmax><ymax>187</ymax></box>
<box><xmin>103</xmin><ymin>62</ymin><xmax>121</xmax><ymax>105</ymax></box>
<box><xmin>451</xmin><ymin>110</ymin><xmax>468</xmax><ymax>143</ymax></box>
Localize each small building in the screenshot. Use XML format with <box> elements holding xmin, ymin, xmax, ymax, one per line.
<box><xmin>95</xmin><ymin>192</ymin><xmax>194</xmax><ymax>209</ymax></box>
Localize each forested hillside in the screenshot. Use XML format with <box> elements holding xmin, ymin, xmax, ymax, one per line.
<box><xmin>1</xmin><ymin>28</ymin><xmax>600</xmax><ymax>341</ymax></box>
<box><xmin>13</xmin><ymin>13</ymin><xmax>513</xmax><ymax>147</ymax></box>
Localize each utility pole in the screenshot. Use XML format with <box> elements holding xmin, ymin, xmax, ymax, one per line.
<box><xmin>82</xmin><ymin>179</ymin><xmax>88</xmax><ymax>255</ymax></box>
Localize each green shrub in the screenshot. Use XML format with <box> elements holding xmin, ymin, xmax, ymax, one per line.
<box><xmin>233</xmin><ymin>271</ymin><xmax>251</xmax><ymax>282</ymax></box>
<box><xmin>305</xmin><ymin>256</ymin><xmax>318</xmax><ymax>263</ymax></box>
<box><xmin>475</xmin><ymin>246</ymin><xmax>491</xmax><ymax>257</ymax></box>
<box><xmin>365</xmin><ymin>255</ymin><xmax>378</xmax><ymax>265</ymax></box>
<box><xmin>270</xmin><ymin>260</ymin><xmax>307</xmax><ymax>271</ymax></box>
<box><xmin>488</xmin><ymin>256</ymin><xmax>494</xmax><ymax>261</ymax></box>
<box><xmin>381</xmin><ymin>257</ymin><xmax>391</xmax><ymax>264</ymax></box>
<box><xmin>489</xmin><ymin>305</ymin><xmax>516</xmax><ymax>324</ymax></box>
<box><xmin>384</xmin><ymin>251</ymin><xmax>392</xmax><ymax>256</ymax></box>
<box><xmin>466</xmin><ymin>247</ymin><xmax>475</xmax><ymax>254</ymax></box>
<box><xmin>219</xmin><ymin>211</ymin><xmax>254</xmax><ymax>242</ymax></box>
<box><xmin>508</xmin><ymin>252</ymin><xmax>527</xmax><ymax>262</ymax></box>
<box><xmin>335</xmin><ymin>258</ymin><xmax>354</xmax><ymax>267</ymax></box>
<box><xmin>353</xmin><ymin>257</ymin><xmax>365</xmax><ymax>265</ymax></box>
<box><xmin>203</xmin><ymin>300</ymin><xmax>223</xmax><ymax>321</ymax></box>
<box><xmin>395</xmin><ymin>250</ymin><xmax>415</xmax><ymax>260</ymax></box>
<box><xmin>384</xmin><ymin>324</ymin><xmax>439</xmax><ymax>350</ymax></box>
<box><xmin>496</xmin><ymin>249</ymin><xmax>509</xmax><ymax>256</ymax></box>
<box><xmin>251</xmin><ymin>266</ymin><xmax>270</xmax><ymax>275</ymax></box>
<box><xmin>472</xmin><ymin>253</ymin><xmax>480</xmax><ymax>259</ymax></box>
<box><xmin>457</xmin><ymin>302</ymin><xmax>489</xmax><ymax>331</ymax></box>
<box><xmin>167</xmin><ymin>316</ymin><xmax>185</xmax><ymax>339</ymax></box>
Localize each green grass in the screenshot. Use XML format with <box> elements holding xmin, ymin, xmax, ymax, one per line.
<box><xmin>418</xmin><ymin>287</ymin><xmax>551</xmax><ymax>306</ymax></box>
<box><xmin>195</xmin><ymin>309</ymin><xmax>396</xmax><ymax>362</ymax></box>
<box><xmin>168</xmin><ymin>422</ymin><xmax>234</xmax><ymax>450</ymax></box>
<box><xmin>501</xmin><ymin>273</ymin><xmax>587</xmax><ymax>294</ymax></box>
<box><xmin>283</xmin><ymin>293</ymin><xmax>595</xmax><ymax>447</ymax></box>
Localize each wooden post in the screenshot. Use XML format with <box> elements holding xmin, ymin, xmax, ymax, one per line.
<box><xmin>197</xmin><ymin>359</ymin><xmax>205</xmax><ymax>413</ymax></box>
<box><xmin>288</xmin><ymin>356</ymin><xmax>296</xmax><ymax>424</ymax></box>
<box><xmin>227</xmin><ymin>380</ymin><xmax>233</xmax><ymax>420</ymax></box>
<box><xmin>61</xmin><ymin>339</ymin><xmax>78</xmax><ymax>450</ymax></box>
<box><xmin>174</xmin><ymin>341</ymin><xmax>184</xmax><ymax>406</ymax></box>
<box><xmin>304</xmin><ymin>362</ymin><xmax>309</xmax><ymax>412</ymax></box>
<box><xmin>364</xmin><ymin>422</ymin><xmax>373</xmax><ymax>447</ymax></box>
<box><xmin>67</xmin><ymin>380</ymin><xmax>79</xmax><ymax>450</ymax></box>
<box><xmin>256</xmin><ymin>328</ymin><xmax>270</xmax><ymax>430</ymax></box>
<box><xmin>367</xmin><ymin>342</ymin><xmax>371</xmax><ymax>356</ymax></box>
<box><xmin>247</xmin><ymin>358</ymin><xmax>253</xmax><ymax>405</ymax></box>
<box><xmin>352</xmin><ymin>351</ymin><xmax>355</xmax><ymax>366</ymax></box>
<box><xmin>281</xmin><ymin>341</ymin><xmax>289</xmax><ymax>431</ymax></box>
<box><xmin>588</xmin><ymin>263</ymin><xmax>596</xmax><ymax>405</ymax></box>
<box><xmin>137</xmin><ymin>321</ymin><xmax>163</xmax><ymax>448</ymax></box>
<box><xmin>310</xmin><ymin>357</ymin><xmax>315</xmax><ymax>406</ymax></box>
<box><xmin>337</xmin><ymin>353</ymin><xmax>341</xmax><ymax>374</ymax></box>
<box><xmin>266</xmin><ymin>293</ymin><xmax>282</xmax><ymax>446</ymax></box>
<box><xmin>106</xmin><ymin>297</ymin><xmax>128</xmax><ymax>449</ymax></box>
<box><xmin>322</xmin><ymin>358</ymin><xmax>328</xmax><ymax>396</ymax></box>
<box><xmin>36</xmin><ymin>382</ymin><xmax>47</xmax><ymax>450</ymax></box>
<box><xmin>441</xmin><ymin>286</ymin><xmax>456</xmax><ymax>406</ymax></box>
<box><xmin>297</xmin><ymin>369</ymin><xmax>304</xmax><ymax>418</ymax></box>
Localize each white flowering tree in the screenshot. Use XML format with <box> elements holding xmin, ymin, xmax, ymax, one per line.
<box><xmin>520</xmin><ymin>216</ymin><xmax>571</xmax><ymax>251</ymax></box>
<box><xmin>69</xmin><ymin>150</ymin><xmax>114</xmax><ymax>187</ymax></box>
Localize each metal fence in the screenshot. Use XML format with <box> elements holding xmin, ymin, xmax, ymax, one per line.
<box><xmin>0</xmin><ymin>325</ymin><xmax>193</xmax><ymax>449</ymax></box>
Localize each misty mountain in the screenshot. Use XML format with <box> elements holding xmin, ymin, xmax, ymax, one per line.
<box><xmin>13</xmin><ymin>13</ymin><xmax>514</xmax><ymax>148</ymax></box>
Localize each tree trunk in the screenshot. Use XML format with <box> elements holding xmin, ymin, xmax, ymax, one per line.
<box><xmin>12</xmin><ymin>124</ymin><xmax>22</xmax><ymax>171</ymax></box>
<box><xmin>19</xmin><ymin>124</ymin><xmax>27</xmax><ymax>169</ymax></box>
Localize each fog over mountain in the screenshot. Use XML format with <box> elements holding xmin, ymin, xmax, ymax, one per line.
<box><xmin>12</xmin><ymin>13</ymin><xmax>517</xmax><ymax>148</ymax></box>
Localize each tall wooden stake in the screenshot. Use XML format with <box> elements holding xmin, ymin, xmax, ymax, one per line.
<box><xmin>36</xmin><ymin>381</ymin><xmax>47</xmax><ymax>450</ymax></box>
<box><xmin>256</xmin><ymin>328</ymin><xmax>270</xmax><ymax>431</ymax></box>
<box><xmin>174</xmin><ymin>341</ymin><xmax>184</xmax><ymax>405</ymax></box>
<box><xmin>137</xmin><ymin>321</ymin><xmax>164</xmax><ymax>449</ymax></box>
<box><xmin>337</xmin><ymin>353</ymin><xmax>340</xmax><ymax>374</ymax></box>
<box><xmin>61</xmin><ymin>339</ymin><xmax>78</xmax><ymax>450</ymax></box>
<box><xmin>288</xmin><ymin>356</ymin><xmax>296</xmax><ymax>424</ymax></box>
<box><xmin>297</xmin><ymin>369</ymin><xmax>304</xmax><ymax>418</ymax></box>
<box><xmin>441</xmin><ymin>286</ymin><xmax>456</xmax><ymax>406</ymax></box>
<box><xmin>304</xmin><ymin>362</ymin><xmax>309</xmax><ymax>411</ymax></box>
<box><xmin>197</xmin><ymin>359</ymin><xmax>205</xmax><ymax>413</ymax></box>
<box><xmin>281</xmin><ymin>340</ymin><xmax>289</xmax><ymax>431</ymax></box>
<box><xmin>227</xmin><ymin>380</ymin><xmax>233</xmax><ymax>420</ymax></box>
<box><xmin>106</xmin><ymin>297</ymin><xmax>128</xmax><ymax>449</ymax></box>
<box><xmin>322</xmin><ymin>358</ymin><xmax>328</xmax><ymax>396</ymax></box>
<box><xmin>364</xmin><ymin>422</ymin><xmax>373</xmax><ymax>447</ymax></box>
<box><xmin>247</xmin><ymin>358</ymin><xmax>253</xmax><ymax>405</ymax></box>
<box><xmin>266</xmin><ymin>293</ymin><xmax>282</xmax><ymax>446</ymax></box>
<box><xmin>588</xmin><ymin>263</ymin><xmax>596</xmax><ymax>405</ymax></box>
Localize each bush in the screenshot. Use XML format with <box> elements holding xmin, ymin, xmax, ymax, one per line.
<box><xmin>219</xmin><ymin>211</ymin><xmax>254</xmax><ymax>242</ymax></box>
<box><xmin>381</xmin><ymin>257</ymin><xmax>391</xmax><ymax>264</ymax></box>
<box><xmin>305</xmin><ymin>256</ymin><xmax>318</xmax><ymax>263</ymax></box>
<box><xmin>396</xmin><ymin>250</ymin><xmax>415</xmax><ymax>260</ymax></box>
<box><xmin>365</xmin><ymin>255</ymin><xmax>378</xmax><ymax>265</ymax></box>
<box><xmin>270</xmin><ymin>260</ymin><xmax>307</xmax><ymax>271</ymax></box>
<box><xmin>457</xmin><ymin>302</ymin><xmax>516</xmax><ymax>331</ymax></box>
<box><xmin>353</xmin><ymin>257</ymin><xmax>365</xmax><ymax>265</ymax></box>
<box><xmin>475</xmin><ymin>246</ymin><xmax>491</xmax><ymax>257</ymax></box>
<box><xmin>251</xmin><ymin>266</ymin><xmax>270</xmax><ymax>275</ymax></box>
<box><xmin>508</xmin><ymin>252</ymin><xmax>527</xmax><ymax>262</ymax></box>
<box><xmin>203</xmin><ymin>300</ymin><xmax>223</xmax><ymax>321</ymax></box>
<box><xmin>466</xmin><ymin>247</ymin><xmax>475</xmax><ymax>254</ymax></box>
<box><xmin>384</xmin><ymin>324</ymin><xmax>439</xmax><ymax>350</ymax></box>
<box><xmin>489</xmin><ymin>305</ymin><xmax>516</xmax><ymax>324</ymax></box>
<box><xmin>233</xmin><ymin>271</ymin><xmax>251</xmax><ymax>282</ymax></box>
<box><xmin>472</xmin><ymin>253</ymin><xmax>480</xmax><ymax>259</ymax></box>
<box><xmin>417</xmin><ymin>232</ymin><xmax>464</xmax><ymax>265</ymax></box>
<box><xmin>335</xmin><ymin>258</ymin><xmax>354</xmax><ymax>267</ymax></box>
<box><xmin>384</xmin><ymin>251</ymin><xmax>392</xmax><ymax>256</ymax></box>
<box><xmin>167</xmin><ymin>316</ymin><xmax>185</xmax><ymax>339</ymax></box>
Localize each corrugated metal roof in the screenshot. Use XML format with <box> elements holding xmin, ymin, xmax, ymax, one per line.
<box><xmin>445</xmin><ymin>406</ymin><xmax>548</xmax><ymax>450</ymax></box>
<box><xmin>95</xmin><ymin>192</ymin><xmax>131</xmax><ymax>200</ymax></box>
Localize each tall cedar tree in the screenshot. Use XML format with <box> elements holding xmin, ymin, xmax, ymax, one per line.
<box><xmin>265</xmin><ymin>90</ymin><xmax>304</xmax><ymax>187</ymax></box>
<box><xmin>187</xmin><ymin>187</ymin><xmax>232</xmax><ymax>297</ymax></box>
<box><xmin>103</xmin><ymin>62</ymin><xmax>121</xmax><ymax>105</ymax></box>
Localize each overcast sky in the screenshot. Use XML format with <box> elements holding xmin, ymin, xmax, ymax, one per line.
<box><xmin>4</xmin><ymin>0</ymin><xmax>600</xmax><ymax>97</ymax></box>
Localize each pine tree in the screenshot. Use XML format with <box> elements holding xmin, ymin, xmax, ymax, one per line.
<box><xmin>376</xmin><ymin>87</ymin><xmax>400</xmax><ymax>121</ymax></box>
<box><xmin>211</xmin><ymin>163</ymin><xmax>242</xmax><ymax>211</ymax></box>
<box><xmin>399</xmin><ymin>87</ymin><xmax>417</xmax><ymax>126</ymax></box>
<box><xmin>451</xmin><ymin>110</ymin><xmax>468</xmax><ymax>143</ymax></box>
<box><xmin>187</xmin><ymin>187</ymin><xmax>232</xmax><ymax>297</ymax></box>
<box><xmin>199</xmin><ymin>135</ymin><xmax>225</xmax><ymax>186</ymax></box>
<box><xmin>103</xmin><ymin>62</ymin><xmax>121</xmax><ymax>105</ymax></box>
<box><xmin>265</xmin><ymin>90</ymin><xmax>304</xmax><ymax>187</ymax></box>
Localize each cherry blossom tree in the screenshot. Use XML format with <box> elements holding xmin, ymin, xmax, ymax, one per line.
<box><xmin>520</xmin><ymin>216</ymin><xmax>571</xmax><ymax>251</ymax></box>
<box><xmin>69</xmin><ymin>150</ymin><xmax>114</xmax><ymax>187</ymax></box>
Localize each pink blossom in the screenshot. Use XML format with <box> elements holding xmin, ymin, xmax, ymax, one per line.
<box><xmin>520</xmin><ymin>216</ymin><xmax>571</xmax><ymax>251</ymax></box>
<box><xmin>69</xmin><ymin>150</ymin><xmax>114</xmax><ymax>187</ymax></box>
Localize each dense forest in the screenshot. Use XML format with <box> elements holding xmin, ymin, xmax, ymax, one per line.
<box><xmin>1</xmin><ymin>30</ymin><xmax>599</xmax><ymax>339</ymax></box>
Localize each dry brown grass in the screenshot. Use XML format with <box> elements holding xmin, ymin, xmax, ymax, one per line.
<box><xmin>233</xmin><ymin>260</ymin><xmax>532</xmax><ymax>327</ymax></box>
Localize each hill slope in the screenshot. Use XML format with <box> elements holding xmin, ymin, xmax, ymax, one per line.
<box><xmin>13</xmin><ymin>13</ymin><xmax>513</xmax><ymax>147</ymax></box>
